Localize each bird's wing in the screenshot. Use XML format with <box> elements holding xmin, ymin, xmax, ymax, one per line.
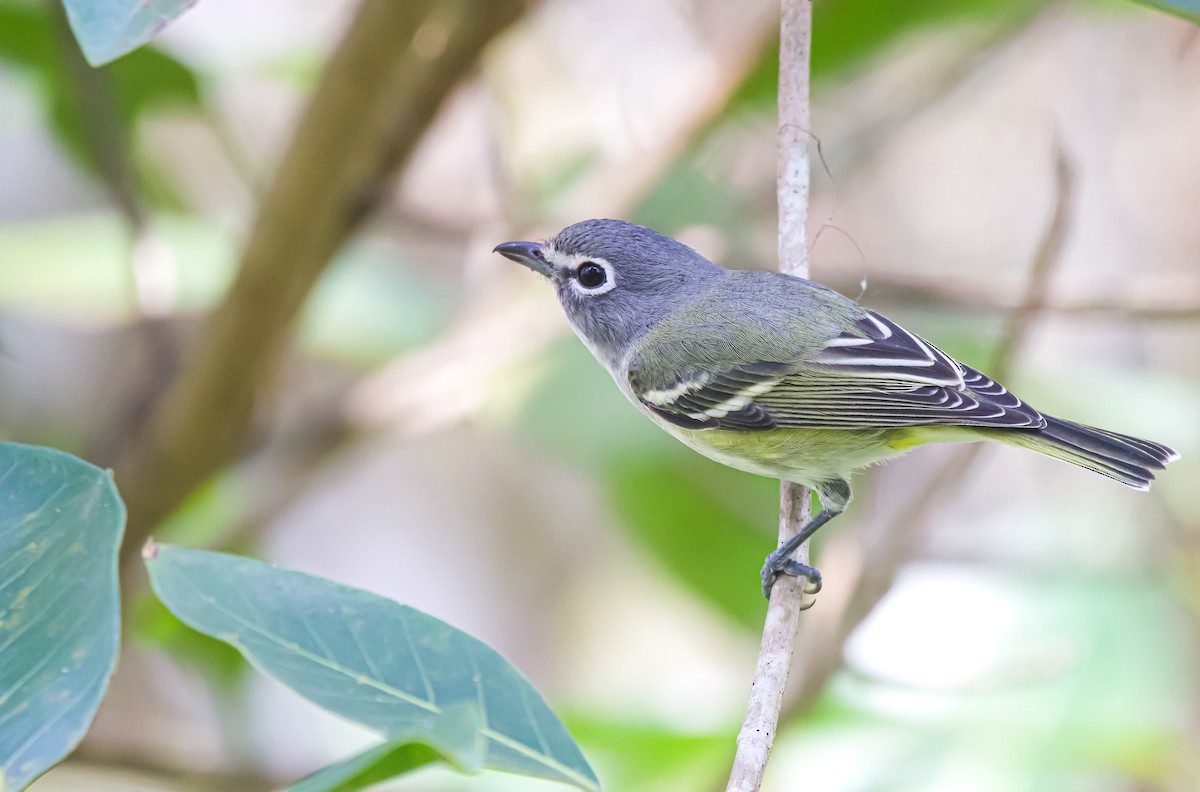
<box><xmin>810</xmin><ymin>310</ymin><xmax>965</xmax><ymax>387</ymax></box>
<box><xmin>627</xmin><ymin>308</ymin><xmax>1045</xmax><ymax>432</ymax></box>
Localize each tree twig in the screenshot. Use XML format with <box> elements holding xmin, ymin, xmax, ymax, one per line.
<box><xmin>726</xmin><ymin>2</ymin><xmax>813</xmax><ymax>789</ymax></box>
<box><xmin>113</xmin><ymin>0</ymin><xmax>523</xmax><ymax>570</ymax></box>
<box><xmin>834</xmin><ymin>275</ymin><xmax>1200</xmax><ymax>324</ymax></box>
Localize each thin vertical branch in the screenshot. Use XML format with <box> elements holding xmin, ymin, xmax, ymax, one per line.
<box><xmin>776</xmin><ymin>3</ymin><xmax>812</xmax><ymax>279</ymax></box>
<box><xmin>726</xmin><ymin>2</ymin><xmax>813</xmax><ymax>790</ymax></box>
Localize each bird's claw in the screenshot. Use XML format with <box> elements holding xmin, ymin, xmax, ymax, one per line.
<box><xmin>760</xmin><ymin>552</ymin><xmax>822</xmax><ymax>601</ymax></box>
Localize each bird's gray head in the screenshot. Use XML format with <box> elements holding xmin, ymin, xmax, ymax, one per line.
<box><xmin>494</xmin><ymin>219</ymin><xmax>723</xmax><ymax>365</ymax></box>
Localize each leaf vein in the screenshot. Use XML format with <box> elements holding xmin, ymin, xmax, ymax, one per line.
<box><xmin>481</xmin><ymin>727</ymin><xmax>599</xmax><ymax>791</ymax></box>
<box><xmin>5</xmin><ymin>666</ymin><xmax>108</xmax><ymax>787</ymax></box>
<box><xmin>297</xmin><ymin>609</ymin><xmax>337</xmax><ymax>662</ymax></box>
<box><xmin>466</xmin><ymin>642</ymin><xmax>487</xmax><ymax>729</ymax></box>
<box><xmin>0</xmin><ymin>596</ymin><xmax>106</xmax><ymax>725</ymax></box>
<box><xmin>168</xmin><ymin>570</ymin><xmax>441</xmax><ymax>714</ymax></box>
<box><xmin>399</xmin><ymin>614</ymin><xmax>437</xmax><ymax>706</ymax></box>
<box><xmin>347</xmin><ymin>618</ymin><xmax>386</xmax><ymax>685</ymax></box>
<box><xmin>518</xmin><ymin>681</ymin><xmax>553</xmax><ymax>759</ymax></box>
<box><xmin>0</xmin><ymin>563</ymin><xmax>80</xmax><ymax>657</ymax></box>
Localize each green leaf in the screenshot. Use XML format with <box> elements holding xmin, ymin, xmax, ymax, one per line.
<box><xmin>60</xmin><ymin>0</ymin><xmax>200</xmax><ymax>66</ymax></box>
<box><xmin>144</xmin><ymin>545</ymin><xmax>600</xmax><ymax>791</ymax></box>
<box><xmin>284</xmin><ymin>741</ymin><xmax>447</xmax><ymax>792</ymax></box>
<box><xmin>1127</xmin><ymin>0</ymin><xmax>1200</xmax><ymax>24</ymax></box>
<box><xmin>0</xmin><ymin>443</ymin><xmax>125</xmax><ymax>791</ymax></box>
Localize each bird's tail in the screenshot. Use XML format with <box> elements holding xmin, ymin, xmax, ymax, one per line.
<box><xmin>998</xmin><ymin>415</ymin><xmax>1179</xmax><ymax>490</ymax></box>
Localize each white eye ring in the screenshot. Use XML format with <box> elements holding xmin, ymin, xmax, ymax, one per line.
<box><xmin>567</xmin><ymin>257</ymin><xmax>616</xmax><ymax>296</ymax></box>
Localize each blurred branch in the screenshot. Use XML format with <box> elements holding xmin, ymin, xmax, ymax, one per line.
<box><xmin>836</xmin><ymin>275</ymin><xmax>1200</xmax><ymax>324</ymax></box>
<box><xmin>114</xmin><ymin>0</ymin><xmax>524</xmax><ymax>569</ymax></box>
<box><xmin>784</xmin><ymin>142</ymin><xmax>1078</xmax><ymax>719</ymax></box>
<box><xmin>726</xmin><ymin>2</ymin><xmax>813</xmax><ymax>790</ymax></box>
<box><xmin>203</xmin><ymin>104</ymin><xmax>269</xmax><ymax>203</ymax></box>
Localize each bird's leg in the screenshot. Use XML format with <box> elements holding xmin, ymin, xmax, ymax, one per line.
<box><xmin>761</xmin><ymin>479</ymin><xmax>850</xmax><ymax>602</ymax></box>
<box><xmin>760</xmin><ymin>476</ymin><xmax>853</xmax><ymax>602</ymax></box>
<box><xmin>760</xmin><ymin>506</ymin><xmax>838</xmax><ymax>599</ymax></box>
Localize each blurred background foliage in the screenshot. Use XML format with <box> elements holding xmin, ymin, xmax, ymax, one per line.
<box><xmin>1</xmin><ymin>0</ymin><xmax>1198</xmax><ymax>789</ymax></box>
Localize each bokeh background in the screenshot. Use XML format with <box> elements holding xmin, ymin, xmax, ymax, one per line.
<box><xmin>3</xmin><ymin>0</ymin><xmax>1199</xmax><ymax>789</ymax></box>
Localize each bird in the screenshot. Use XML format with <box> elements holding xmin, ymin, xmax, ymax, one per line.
<box><xmin>494</xmin><ymin>219</ymin><xmax>1179</xmax><ymax>601</ymax></box>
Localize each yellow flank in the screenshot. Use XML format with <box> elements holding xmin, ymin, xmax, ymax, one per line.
<box><xmin>885</xmin><ymin>428</ymin><xmax>926</xmax><ymax>451</ymax></box>
<box><xmin>664</xmin><ymin>422</ymin><xmax>986</xmax><ymax>485</ymax></box>
<box><xmin>885</xmin><ymin>425</ymin><xmax>983</xmax><ymax>450</ymax></box>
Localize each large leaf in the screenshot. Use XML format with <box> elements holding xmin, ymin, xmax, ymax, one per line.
<box><xmin>1129</xmin><ymin>0</ymin><xmax>1200</xmax><ymax>24</ymax></box>
<box><xmin>60</xmin><ymin>0</ymin><xmax>200</xmax><ymax>66</ymax></box>
<box><xmin>144</xmin><ymin>545</ymin><xmax>600</xmax><ymax>791</ymax></box>
<box><xmin>0</xmin><ymin>443</ymin><xmax>125</xmax><ymax>791</ymax></box>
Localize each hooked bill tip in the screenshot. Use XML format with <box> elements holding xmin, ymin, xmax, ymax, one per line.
<box><xmin>494</xmin><ymin>240</ymin><xmax>553</xmax><ymax>277</ymax></box>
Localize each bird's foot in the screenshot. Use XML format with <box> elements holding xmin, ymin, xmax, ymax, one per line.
<box><xmin>761</xmin><ymin>551</ymin><xmax>822</xmax><ymax>603</ymax></box>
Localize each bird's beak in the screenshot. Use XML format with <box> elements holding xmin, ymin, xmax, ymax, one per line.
<box><xmin>493</xmin><ymin>240</ymin><xmax>553</xmax><ymax>277</ymax></box>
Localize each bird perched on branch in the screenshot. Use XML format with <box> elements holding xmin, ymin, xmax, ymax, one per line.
<box><xmin>495</xmin><ymin>219</ymin><xmax>1178</xmax><ymax>600</ymax></box>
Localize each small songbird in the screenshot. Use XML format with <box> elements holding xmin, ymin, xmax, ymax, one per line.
<box><xmin>495</xmin><ymin>219</ymin><xmax>1178</xmax><ymax>599</ymax></box>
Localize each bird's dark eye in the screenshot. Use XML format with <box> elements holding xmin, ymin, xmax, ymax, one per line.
<box><xmin>577</xmin><ymin>261</ymin><xmax>607</xmax><ymax>289</ymax></box>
